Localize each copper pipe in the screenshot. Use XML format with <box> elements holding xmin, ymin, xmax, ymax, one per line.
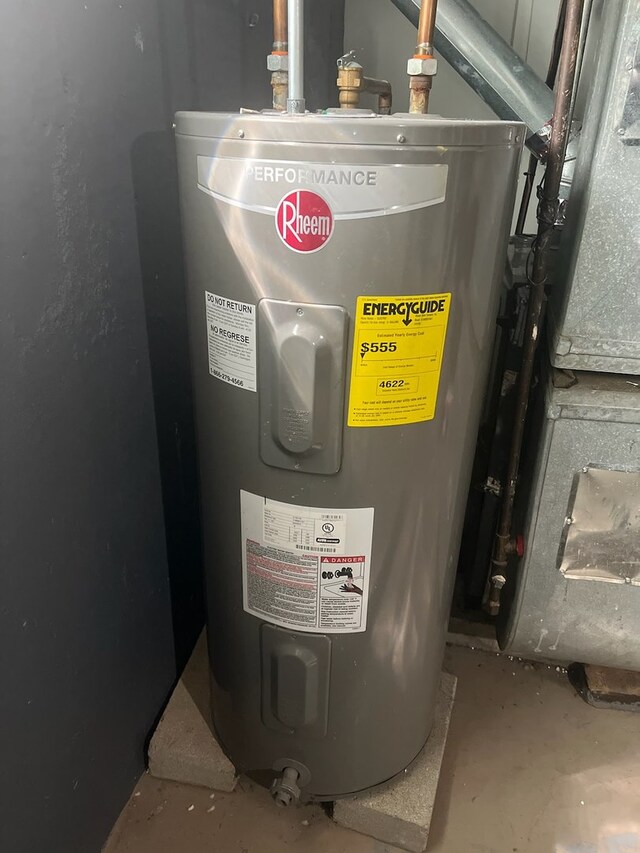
<box><xmin>416</xmin><ymin>0</ymin><xmax>437</xmax><ymax>53</ymax></box>
<box><xmin>270</xmin><ymin>0</ymin><xmax>288</xmax><ymax>110</ymax></box>
<box><xmin>273</xmin><ymin>0</ymin><xmax>287</xmax><ymax>51</ymax></box>
<box><xmin>487</xmin><ymin>0</ymin><xmax>585</xmax><ymax>616</ymax></box>
<box><xmin>408</xmin><ymin>0</ymin><xmax>438</xmax><ymax>113</ymax></box>
<box><xmin>515</xmin><ymin>0</ymin><xmax>567</xmax><ymax>235</ymax></box>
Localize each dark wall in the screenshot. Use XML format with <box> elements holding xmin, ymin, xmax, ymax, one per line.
<box><xmin>0</xmin><ymin>3</ymin><xmax>177</xmax><ymax>852</ymax></box>
<box><xmin>0</xmin><ymin>2</ymin><xmax>343</xmax><ymax>852</ymax></box>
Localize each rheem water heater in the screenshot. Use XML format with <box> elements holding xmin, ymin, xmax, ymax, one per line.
<box><xmin>176</xmin><ymin>109</ymin><xmax>522</xmax><ymax>801</ymax></box>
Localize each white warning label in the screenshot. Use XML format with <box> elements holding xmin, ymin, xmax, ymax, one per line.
<box><xmin>240</xmin><ymin>491</ymin><xmax>374</xmax><ymax>634</ymax></box>
<box><xmin>205</xmin><ymin>291</ymin><xmax>256</xmax><ymax>391</ymax></box>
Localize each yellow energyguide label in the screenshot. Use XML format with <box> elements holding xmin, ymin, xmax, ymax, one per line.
<box><xmin>348</xmin><ymin>293</ymin><xmax>451</xmax><ymax>428</ymax></box>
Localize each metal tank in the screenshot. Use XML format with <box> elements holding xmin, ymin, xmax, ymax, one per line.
<box><xmin>175</xmin><ymin>110</ymin><xmax>522</xmax><ymax>801</ymax></box>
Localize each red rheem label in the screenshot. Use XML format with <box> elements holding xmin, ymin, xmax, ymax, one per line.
<box><xmin>275</xmin><ymin>189</ymin><xmax>334</xmax><ymax>253</ymax></box>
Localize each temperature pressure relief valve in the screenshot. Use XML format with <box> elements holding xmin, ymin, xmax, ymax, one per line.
<box><xmin>337</xmin><ymin>51</ymin><xmax>392</xmax><ymax>115</ymax></box>
<box><xmin>336</xmin><ymin>51</ymin><xmax>365</xmax><ymax>110</ymax></box>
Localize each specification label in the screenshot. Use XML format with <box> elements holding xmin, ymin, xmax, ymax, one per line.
<box><xmin>205</xmin><ymin>291</ymin><xmax>256</xmax><ymax>391</ymax></box>
<box><xmin>348</xmin><ymin>293</ymin><xmax>451</xmax><ymax>427</ymax></box>
<box><xmin>240</xmin><ymin>491</ymin><xmax>374</xmax><ymax>634</ymax></box>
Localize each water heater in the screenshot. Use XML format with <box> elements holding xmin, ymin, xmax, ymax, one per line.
<box><xmin>175</xmin><ymin>109</ymin><xmax>522</xmax><ymax>801</ymax></box>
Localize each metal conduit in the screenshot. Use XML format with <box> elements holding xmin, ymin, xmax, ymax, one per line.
<box><xmin>287</xmin><ymin>0</ymin><xmax>305</xmax><ymax>114</ymax></box>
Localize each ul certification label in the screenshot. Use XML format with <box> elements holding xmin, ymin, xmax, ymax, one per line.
<box><xmin>240</xmin><ymin>491</ymin><xmax>374</xmax><ymax>633</ymax></box>
<box><xmin>348</xmin><ymin>293</ymin><xmax>451</xmax><ymax>427</ymax></box>
<box><xmin>205</xmin><ymin>291</ymin><xmax>256</xmax><ymax>391</ymax></box>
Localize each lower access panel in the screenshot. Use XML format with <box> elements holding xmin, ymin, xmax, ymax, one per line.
<box><xmin>261</xmin><ymin>624</ymin><xmax>331</xmax><ymax>738</ymax></box>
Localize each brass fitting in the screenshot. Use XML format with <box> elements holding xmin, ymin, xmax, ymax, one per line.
<box><xmin>363</xmin><ymin>77</ymin><xmax>392</xmax><ymax>115</ymax></box>
<box><xmin>407</xmin><ymin>55</ymin><xmax>438</xmax><ymax>76</ymax></box>
<box><xmin>336</xmin><ymin>53</ymin><xmax>392</xmax><ymax>115</ymax></box>
<box><xmin>337</xmin><ymin>64</ymin><xmax>364</xmax><ymax>109</ymax></box>
<box><xmin>409</xmin><ymin>72</ymin><xmax>433</xmax><ymax>114</ymax></box>
<box><xmin>268</xmin><ymin>53</ymin><xmax>288</xmax><ymax>111</ymax></box>
<box><xmin>407</xmin><ymin>53</ymin><xmax>437</xmax><ymax>114</ymax></box>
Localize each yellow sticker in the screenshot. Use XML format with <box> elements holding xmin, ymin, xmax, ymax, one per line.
<box><xmin>347</xmin><ymin>293</ymin><xmax>451</xmax><ymax>428</ymax></box>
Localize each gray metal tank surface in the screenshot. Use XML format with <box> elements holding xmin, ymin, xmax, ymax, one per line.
<box><xmin>175</xmin><ymin>111</ymin><xmax>522</xmax><ymax>800</ymax></box>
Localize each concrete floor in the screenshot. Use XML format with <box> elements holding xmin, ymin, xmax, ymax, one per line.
<box><xmin>105</xmin><ymin>645</ymin><xmax>640</xmax><ymax>853</ymax></box>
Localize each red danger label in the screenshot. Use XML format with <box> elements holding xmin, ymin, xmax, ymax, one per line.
<box><xmin>275</xmin><ymin>189</ymin><xmax>334</xmax><ymax>253</ymax></box>
<box><xmin>321</xmin><ymin>556</ymin><xmax>365</xmax><ymax>563</ymax></box>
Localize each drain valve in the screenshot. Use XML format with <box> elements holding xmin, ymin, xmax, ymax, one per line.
<box><xmin>270</xmin><ymin>767</ymin><xmax>300</xmax><ymax>807</ymax></box>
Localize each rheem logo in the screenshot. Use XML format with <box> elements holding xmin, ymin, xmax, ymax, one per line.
<box><xmin>275</xmin><ymin>189</ymin><xmax>334</xmax><ymax>253</ymax></box>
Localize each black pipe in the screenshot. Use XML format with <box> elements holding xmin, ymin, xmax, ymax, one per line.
<box><xmin>488</xmin><ymin>0</ymin><xmax>585</xmax><ymax>615</ymax></box>
<box><xmin>514</xmin><ymin>0</ymin><xmax>568</xmax><ymax>236</ymax></box>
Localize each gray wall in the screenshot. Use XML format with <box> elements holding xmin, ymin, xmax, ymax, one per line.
<box><xmin>0</xmin><ymin>2</ymin><xmax>343</xmax><ymax>852</ymax></box>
